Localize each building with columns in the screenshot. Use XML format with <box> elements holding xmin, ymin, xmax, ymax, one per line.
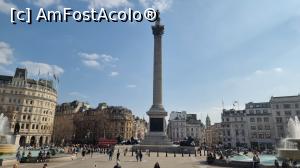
<box><xmin>0</xmin><ymin>68</ymin><xmax>57</xmax><ymax>146</ymax></box>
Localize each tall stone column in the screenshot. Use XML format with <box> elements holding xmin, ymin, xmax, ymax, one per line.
<box><xmin>150</xmin><ymin>11</ymin><xmax>165</xmax><ymax>112</ymax></box>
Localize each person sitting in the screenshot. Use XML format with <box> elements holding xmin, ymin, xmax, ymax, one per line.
<box><xmin>113</xmin><ymin>161</ymin><xmax>121</xmax><ymax>168</ymax></box>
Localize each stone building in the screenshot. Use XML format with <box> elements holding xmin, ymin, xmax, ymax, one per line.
<box><xmin>73</xmin><ymin>104</ymin><xmax>135</xmax><ymax>144</ymax></box>
<box><xmin>0</xmin><ymin>68</ymin><xmax>57</xmax><ymax>146</ymax></box>
<box><xmin>221</xmin><ymin>109</ymin><xmax>248</xmax><ymax>148</ymax></box>
<box><xmin>204</xmin><ymin>123</ymin><xmax>222</xmax><ymax>147</ymax></box>
<box><xmin>167</xmin><ymin>111</ymin><xmax>204</xmax><ymax>144</ymax></box>
<box><xmin>132</xmin><ymin>116</ymin><xmax>148</xmax><ymax>140</ymax></box>
<box><xmin>245</xmin><ymin>102</ymin><xmax>274</xmax><ymax>149</ymax></box>
<box><xmin>270</xmin><ymin>95</ymin><xmax>300</xmax><ymax>144</ymax></box>
<box><xmin>52</xmin><ymin>100</ymin><xmax>90</xmax><ymax>145</ymax></box>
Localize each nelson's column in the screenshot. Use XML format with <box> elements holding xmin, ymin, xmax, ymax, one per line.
<box><xmin>135</xmin><ymin>11</ymin><xmax>174</xmax><ymax>151</ymax></box>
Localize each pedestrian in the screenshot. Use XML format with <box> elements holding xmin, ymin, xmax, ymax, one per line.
<box><xmin>116</xmin><ymin>150</ymin><xmax>120</xmax><ymax>161</ymax></box>
<box><xmin>113</xmin><ymin>161</ymin><xmax>122</xmax><ymax>168</ymax></box>
<box><xmin>43</xmin><ymin>163</ymin><xmax>48</xmax><ymax>168</ymax></box>
<box><xmin>154</xmin><ymin>162</ymin><xmax>160</xmax><ymax>168</ymax></box>
<box><xmin>91</xmin><ymin>148</ymin><xmax>94</xmax><ymax>158</ymax></box>
<box><xmin>16</xmin><ymin>151</ymin><xmax>21</xmax><ymax>162</ymax></box>
<box><xmin>139</xmin><ymin>150</ymin><xmax>143</xmax><ymax>162</ymax></box>
<box><xmin>293</xmin><ymin>160</ymin><xmax>297</xmax><ymax>168</ymax></box>
<box><xmin>274</xmin><ymin>159</ymin><xmax>279</xmax><ymax>168</ymax></box>
<box><xmin>135</xmin><ymin>151</ymin><xmax>139</xmax><ymax>162</ymax></box>
<box><xmin>109</xmin><ymin>149</ymin><xmax>113</xmax><ymax>161</ymax></box>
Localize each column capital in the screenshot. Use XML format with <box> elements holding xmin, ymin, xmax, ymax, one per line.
<box><xmin>152</xmin><ymin>25</ymin><xmax>164</xmax><ymax>36</ymax></box>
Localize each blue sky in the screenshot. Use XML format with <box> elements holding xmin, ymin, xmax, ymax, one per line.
<box><xmin>1</xmin><ymin>0</ymin><xmax>300</xmax><ymax>123</ymax></box>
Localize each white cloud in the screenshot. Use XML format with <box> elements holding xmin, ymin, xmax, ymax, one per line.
<box><xmin>110</xmin><ymin>71</ymin><xmax>119</xmax><ymax>76</ymax></box>
<box><xmin>20</xmin><ymin>61</ymin><xmax>64</xmax><ymax>77</ymax></box>
<box><xmin>87</xmin><ymin>0</ymin><xmax>130</xmax><ymax>9</ymax></box>
<box><xmin>139</xmin><ymin>0</ymin><xmax>172</xmax><ymax>12</ymax></box>
<box><xmin>127</xmin><ymin>84</ymin><xmax>136</xmax><ymax>88</ymax></box>
<box><xmin>254</xmin><ymin>67</ymin><xmax>283</xmax><ymax>75</ymax></box>
<box><xmin>79</xmin><ymin>52</ymin><xmax>118</xmax><ymax>70</ymax></box>
<box><xmin>26</xmin><ymin>0</ymin><xmax>60</xmax><ymax>8</ymax></box>
<box><xmin>0</xmin><ymin>0</ymin><xmax>17</xmax><ymax>14</ymax></box>
<box><xmin>0</xmin><ymin>41</ymin><xmax>13</xmax><ymax>65</ymax></box>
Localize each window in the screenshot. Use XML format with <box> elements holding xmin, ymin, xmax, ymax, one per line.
<box><xmin>258</xmin><ymin>133</ymin><xmax>264</xmax><ymax>139</ymax></box>
<box><xmin>257</xmin><ymin>125</ymin><xmax>263</xmax><ymax>130</ymax></box>
<box><xmin>250</xmin><ymin>118</ymin><xmax>255</xmax><ymax>122</ymax></box>
<box><xmin>276</xmin><ymin>117</ymin><xmax>282</xmax><ymax>123</ymax></box>
<box><xmin>264</xmin><ymin>117</ymin><xmax>269</xmax><ymax>122</ymax></box>
<box><xmin>263</xmin><ymin>109</ymin><xmax>268</xmax><ymax>114</ymax></box>
<box><xmin>283</xmin><ymin>104</ymin><xmax>291</xmax><ymax>109</ymax></box>
<box><xmin>284</xmin><ymin>111</ymin><xmax>291</xmax><ymax>116</ymax></box>
<box><xmin>256</xmin><ymin>110</ymin><xmax>261</xmax><ymax>114</ymax></box>
<box><xmin>251</xmin><ymin>126</ymin><xmax>256</xmax><ymax>130</ymax></box>
<box><xmin>257</xmin><ymin>118</ymin><xmax>262</xmax><ymax>122</ymax></box>
<box><xmin>265</xmin><ymin>125</ymin><xmax>271</xmax><ymax>130</ymax></box>
<box><xmin>296</xmin><ymin>104</ymin><xmax>299</xmax><ymax>109</ymax></box>
<box><xmin>277</xmin><ymin>111</ymin><xmax>281</xmax><ymax>116</ymax></box>
<box><xmin>249</xmin><ymin>110</ymin><xmax>254</xmax><ymax>114</ymax></box>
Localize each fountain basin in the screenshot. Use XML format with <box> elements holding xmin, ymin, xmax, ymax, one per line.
<box><xmin>0</xmin><ymin>144</ymin><xmax>17</xmax><ymax>155</ymax></box>
<box><xmin>277</xmin><ymin>149</ymin><xmax>300</xmax><ymax>161</ymax></box>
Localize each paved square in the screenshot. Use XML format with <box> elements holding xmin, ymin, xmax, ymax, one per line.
<box><xmin>15</xmin><ymin>152</ymin><xmax>227</xmax><ymax>168</ymax></box>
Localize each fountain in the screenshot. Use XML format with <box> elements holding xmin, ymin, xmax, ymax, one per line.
<box><xmin>0</xmin><ymin>113</ymin><xmax>17</xmax><ymax>155</ymax></box>
<box><xmin>277</xmin><ymin>116</ymin><xmax>300</xmax><ymax>161</ymax></box>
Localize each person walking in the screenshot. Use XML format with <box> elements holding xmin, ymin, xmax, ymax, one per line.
<box><xmin>116</xmin><ymin>150</ymin><xmax>120</xmax><ymax>161</ymax></box>
<box><xmin>154</xmin><ymin>162</ymin><xmax>160</xmax><ymax>168</ymax></box>
<box><xmin>135</xmin><ymin>151</ymin><xmax>139</xmax><ymax>162</ymax></box>
<box><xmin>139</xmin><ymin>150</ymin><xmax>143</xmax><ymax>162</ymax></box>
<box><xmin>43</xmin><ymin>163</ymin><xmax>48</xmax><ymax>168</ymax></box>
<box><xmin>109</xmin><ymin>149</ymin><xmax>113</xmax><ymax>161</ymax></box>
<box><xmin>274</xmin><ymin>159</ymin><xmax>280</xmax><ymax>168</ymax></box>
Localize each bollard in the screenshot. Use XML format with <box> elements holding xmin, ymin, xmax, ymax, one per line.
<box><xmin>200</xmin><ymin>150</ymin><xmax>202</xmax><ymax>156</ymax></box>
<box><xmin>174</xmin><ymin>152</ymin><xmax>176</xmax><ymax>157</ymax></box>
<box><xmin>195</xmin><ymin>150</ymin><xmax>197</xmax><ymax>157</ymax></box>
<box><xmin>149</xmin><ymin>151</ymin><xmax>150</xmax><ymax>157</ymax></box>
<box><xmin>157</xmin><ymin>151</ymin><xmax>159</xmax><ymax>157</ymax></box>
<box><xmin>189</xmin><ymin>152</ymin><xmax>191</xmax><ymax>157</ymax></box>
<box><xmin>132</xmin><ymin>150</ymin><xmax>133</xmax><ymax>156</ymax></box>
<box><xmin>182</xmin><ymin>152</ymin><xmax>184</xmax><ymax>157</ymax></box>
<box><xmin>165</xmin><ymin>151</ymin><xmax>168</xmax><ymax>157</ymax></box>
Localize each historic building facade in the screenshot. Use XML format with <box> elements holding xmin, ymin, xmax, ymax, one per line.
<box><xmin>0</xmin><ymin>68</ymin><xmax>57</xmax><ymax>146</ymax></box>
<box><xmin>72</xmin><ymin>103</ymin><xmax>135</xmax><ymax>144</ymax></box>
<box><xmin>132</xmin><ymin>116</ymin><xmax>148</xmax><ymax>140</ymax></box>
<box><xmin>204</xmin><ymin>123</ymin><xmax>222</xmax><ymax>147</ymax></box>
<box><xmin>221</xmin><ymin>109</ymin><xmax>248</xmax><ymax>148</ymax></box>
<box><xmin>245</xmin><ymin>102</ymin><xmax>275</xmax><ymax>149</ymax></box>
<box><xmin>53</xmin><ymin>100</ymin><xmax>90</xmax><ymax>145</ymax></box>
<box><xmin>167</xmin><ymin>111</ymin><xmax>204</xmax><ymax>144</ymax></box>
<box><xmin>270</xmin><ymin>96</ymin><xmax>300</xmax><ymax>144</ymax></box>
